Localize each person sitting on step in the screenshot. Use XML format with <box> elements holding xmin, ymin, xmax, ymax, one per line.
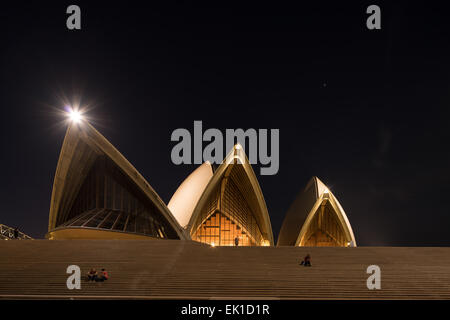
<box><xmin>87</xmin><ymin>268</ymin><xmax>98</xmax><ymax>281</ymax></box>
<box><xmin>300</xmin><ymin>254</ymin><xmax>312</xmax><ymax>267</ymax></box>
<box><xmin>96</xmin><ymin>268</ymin><xmax>109</xmax><ymax>282</ymax></box>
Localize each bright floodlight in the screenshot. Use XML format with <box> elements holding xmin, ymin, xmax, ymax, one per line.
<box><xmin>68</xmin><ymin>109</ymin><xmax>82</xmax><ymax>123</ymax></box>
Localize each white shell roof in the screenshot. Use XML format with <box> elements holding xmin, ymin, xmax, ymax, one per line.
<box><xmin>167</xmin><ymin>162</ymin><xmax>214</xmax><ymax>228</ymax></box>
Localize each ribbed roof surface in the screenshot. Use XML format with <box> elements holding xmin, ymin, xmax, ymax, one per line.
<box><xmin>48</xmin><ymin>121</ymin><xmax>187</xmax><ymax>240</ymax></box>
<box><xmin>277</xmin><ymin>176</ymin><xmax>355</xmax><ymax>246</ymax></box>
<box><xmin>278</xmin><ymin>177</ymin><xmax>321</xmax><ymax>246</ymax></box>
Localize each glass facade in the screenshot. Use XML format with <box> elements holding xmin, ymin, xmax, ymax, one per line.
<box><xmin>301</xmin><ymin>200</ymin><xmax>347</xmax><ymax>246</ymax></box>
<box><xmin>191</xmin><ymin>164</ymin><xmax>264</xmax><ymax>246</ymax></box>
<box><xmin>0</xmin><ymin>224</ymin><xmax>33</xmax><ymax>240</ymax></box>
<box><xmin>57</xmin><ymin>155</ymin><xmax>178</xmax><ymax>239</ymax></box>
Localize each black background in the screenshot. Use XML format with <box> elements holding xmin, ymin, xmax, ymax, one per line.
<box><xmin>1</xmin><ymin>1</ymin><xmax>450</xmax><ymax>245</ymax></box>
<box><xmin>0</xmin><ymin>300</ymin><xmax>448</xmax><ymax>318</ymax></box>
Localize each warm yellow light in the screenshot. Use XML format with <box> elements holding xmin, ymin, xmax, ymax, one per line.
<box><xmin>323</xmin><ymin>188</ymin><xmax>329</xmax><ymax>194</ymax></box>
<box><xmin>261</xmin><ymin>240</ymin><xmax>270</xmax><ymax>246</ymax></box>
<box><xmin>211</xmin><ymin>242</ymin><xmax>215</xmax><ymax>247</ymax></box>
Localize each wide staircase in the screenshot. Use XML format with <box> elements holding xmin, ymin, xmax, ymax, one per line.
<box><xmin>1</xmin><ymin>240</ymin><xmax>449</xmax><ymax>299</ymax></box>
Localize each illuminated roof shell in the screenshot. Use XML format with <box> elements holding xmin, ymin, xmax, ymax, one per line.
<box><xmin>277</xmin><ymin>176</ymin><xmax>356</xmax><ymax>247</ymax></box>
<box><xmin>48</xmin><ymin>121</ymin><xmax>187</xmax><ymax>240</ymax></box>
<box><xmin>187</xmin><ymin>144</ymin><xmax>274</xmax><ymax>246</ymax></box>
<box><xmin>167</xmin><ymin>162</ymin><xmax>214</xmax><ymax>228</ymax></box>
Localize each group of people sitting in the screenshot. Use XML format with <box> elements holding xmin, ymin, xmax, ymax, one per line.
<box><xmin>87</xmin><ymin>268</ymin><xmax>109</xmax><ymax>282</ymax></box>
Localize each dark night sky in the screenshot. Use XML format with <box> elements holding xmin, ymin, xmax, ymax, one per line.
<box><xmin>1</xmin><ymin>1</ymin><xmax>450</xmax><ymax>245</ymax></box>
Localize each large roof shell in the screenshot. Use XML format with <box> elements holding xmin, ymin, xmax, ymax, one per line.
<box><xmin>48</xmin><ymin>121</ymin><xmax>187</xmax><ymax>240</ymax></box>
<box><xmin>277</xmin><ymin>176</ymin><xmax>356</xmax><ymax>246</ymax></box>
<box><xmin>167</xmin><ymin>162</ymin><xmax>214</xmax><ymax>228</ymax></box>
<box><xmin>187</xmin><ymin>144</ymin><xmax>274</xmax><ymax>245</ymax></box>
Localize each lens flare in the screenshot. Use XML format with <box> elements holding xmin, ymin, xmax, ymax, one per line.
<box><xmin>67</xmin><ymin>108</ymin><xmax>83</xmax><ymax>123</ymax></box>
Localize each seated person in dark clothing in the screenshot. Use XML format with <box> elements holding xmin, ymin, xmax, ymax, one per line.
<box><xmin>87</xmin><ymin>268</ymin><xmax>98</xmax><ymax>281</ymax></box>
<box><xmin>300</xmin><ymin>254</ymin><xmax>312</xmax><ymax>266</ymax></box>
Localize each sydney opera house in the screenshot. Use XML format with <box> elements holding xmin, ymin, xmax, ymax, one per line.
<box><xmin>46</xmin><ymin>118</ymin><xmax>356</xmax><ymax>248</ymax></box>
<box><xmin>3</xmin><ymin>115</ymin><xmax>450</xmax><ymax>301</ymax></box>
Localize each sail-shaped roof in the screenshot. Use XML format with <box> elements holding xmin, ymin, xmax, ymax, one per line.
<box><xmin>277</xmin><ymin>177</ymin><xmax>356</xmax><ymax>247</ymax></box>
<box><xmin>47</xmin><ymin>120</ymin><xmax>187</xmax><ymax>240</ymax></box>
<box><xmin>187</xmin><ymin>144</ymin><xmax>273</xmax><ymax>246</ymax></box>
<box><xmin>167</xmin><ymin>162</ymin><xmax>214</xmax><ymax>228</ymax></box>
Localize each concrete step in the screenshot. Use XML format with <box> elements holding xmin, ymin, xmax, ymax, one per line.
<box><xmin>1</xmin><ymin>240</ymin><xmax>449</xmax><ymax>299</ymax></box>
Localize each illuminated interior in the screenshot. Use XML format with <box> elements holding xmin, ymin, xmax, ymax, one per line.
<box><xmin>191</xmin><ymin>158</ymin><xmax>270</xmax><ymax>246</ymax></box>
<box><xmin>299</xmin><ymin>197</ymin><xmax>348</xmax><ymax>247</ymax></box>
<box><xmin>277</xmin><ymin>176</ymin><xmax>356</xmax><ymax>247</ymax></box>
